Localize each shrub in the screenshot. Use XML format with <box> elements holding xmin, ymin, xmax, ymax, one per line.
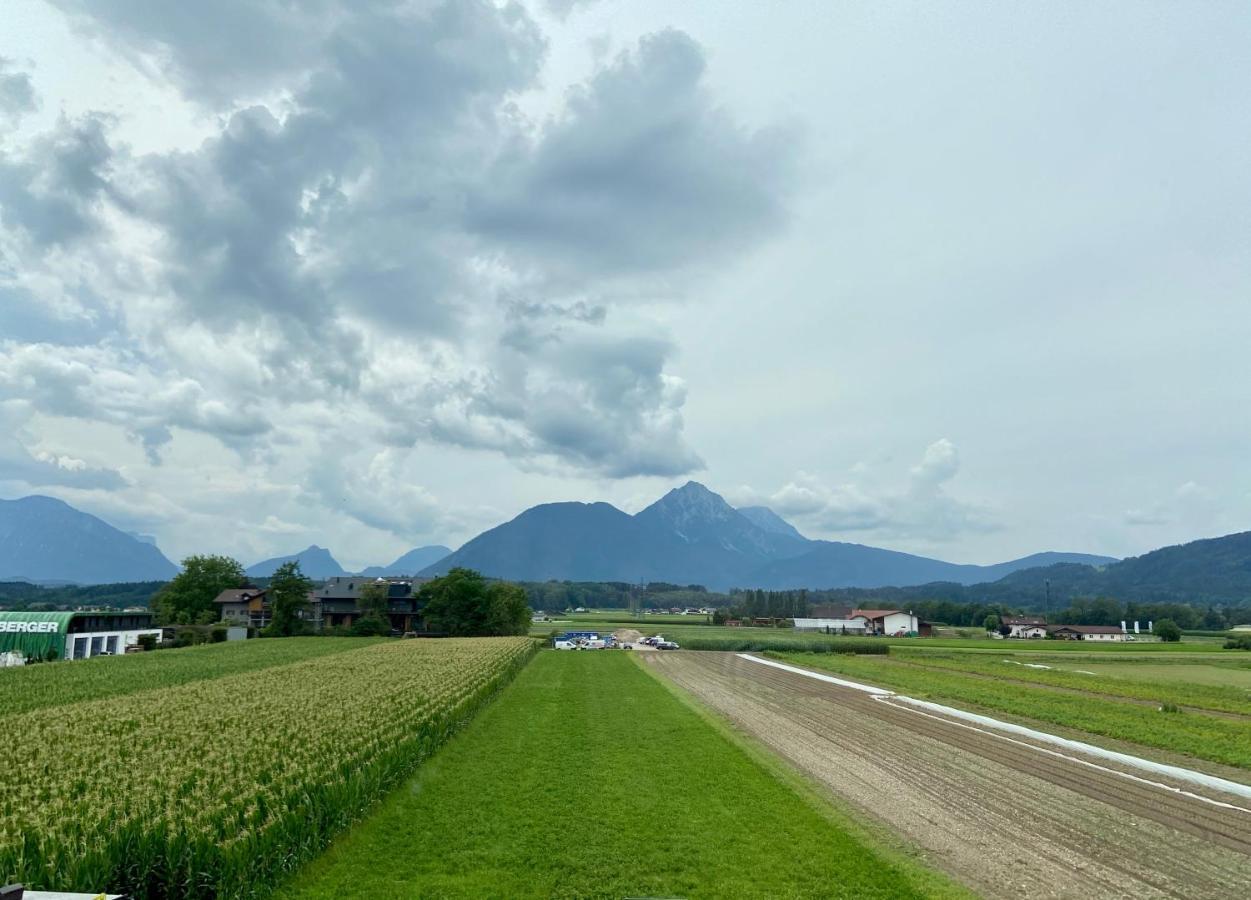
<box><xmin>350</xmin><ymin>615</ymin><xmax>393</xmax><ymax>637</ymax></box>
<box><xmin>1223</xmin><ymin>634</ymin><xmax>1251</xmax><ymax>650</ymax></box>
<box><xmin>1154</xmin><ymin>619</ymin><xmax>1182</xmax><ymax>642</ymax></box>
<box><xmin>680</xmin><ymin>637</ymin><xmax>888</xmax><ymax>655</ymax></box>
<box><xmin>136</xmin><ymin>634</ymin><xmax>158</xmax><ymax>652</ymax></box>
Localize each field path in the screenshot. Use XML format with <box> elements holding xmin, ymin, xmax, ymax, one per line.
<box><xmin>643</xmin><ymin>651</ymin><xmax>1251</xmax><ymax>900</ymax></box>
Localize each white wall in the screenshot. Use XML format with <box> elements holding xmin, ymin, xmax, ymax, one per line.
<box><xmin>881</xmin><ymin>613</ymin><xmax>919</xmax><ymax>634</ymax></box>
<box><xmin>793</xmin><ymin>618</ymin><xmax>868</xmax><ymax>633</ymax></box>
<box><xmin>64</xmin><ymin>628</ymin><xmax>164</xmax><ymax>660</ymax></box>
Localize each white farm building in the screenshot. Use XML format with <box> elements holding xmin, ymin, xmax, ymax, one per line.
<box><xmin>794</xmin><ymin>606</ymin><xmax>929</xmax><ymax>636</ymax></box>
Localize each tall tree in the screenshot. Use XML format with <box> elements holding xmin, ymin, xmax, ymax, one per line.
<box><xmin>483</xmin><ymin>582</ymin><xmax>532</xmax><ymax>636</ymax></box>
<box><xmin>152</xmin><ymin>555</ymin><xmax>245</xmax><ymax>625</ymax></box>
<box><xmin>419</xmin><ymin>568</ymin><xmax>531</xmax><ymax>636</ymax></box>
<box><xmin>358</xmin><ymin>580</ymin><xmax>390</xmax><ymax>618</ymax></box>
<box><xmin>352</xmin><ymin>580</ymin><xmax>393</xmax><ymax>636</ymax></box>
<box><xmin>267</xmin><ymin>561</ymin><xmax>313</xmax><ymax>636</ymax></box>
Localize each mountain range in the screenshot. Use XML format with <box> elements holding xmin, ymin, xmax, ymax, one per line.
<box><xmin>417</xmin><ymin>482</ymin><xmax>1116</xmax><ymax>590</ymax></box>
<box><xmin>246</xmin><ymin>544</ymin><xmax>452</xmax><ymax>579</ymax></box>
<box><xmin>10</xmin><ymin>487</ymin><xmax>1251</xmax><ymax>605</ymax></box>
<box><xmin>0</xmin><ymin>495</ymin><xmax>179</xmax><ymax>584</ymax></box>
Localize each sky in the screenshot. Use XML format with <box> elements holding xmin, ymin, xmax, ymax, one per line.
<box><xmin>1</xmin><ymin>1</ymin><xmax>1248</xmax><ymax>571</ymax></box>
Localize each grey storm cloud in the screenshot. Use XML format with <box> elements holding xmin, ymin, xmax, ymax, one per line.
<box><xmin>0</xmin><ymin>58</ymin><xmax>37</xmax><ymax>124</ymax></box>
<box><xmin>468</xmin><ymin>29</ymin><xmax>795</xmax><ymax>283</ymax></box>
<box><xmin>47</xmin><ymin>0</ymin><xmax>345</xmax><ymax>107</ymax></box>
<box><xmin>0</xmin><ymin>0</ymin><xmax>796</xmax><ymax>505</ymax></box>
<box><xmin>0</xmin><ymin>112</ymin><xmax>115</xmax><ymax>248</ymax></box>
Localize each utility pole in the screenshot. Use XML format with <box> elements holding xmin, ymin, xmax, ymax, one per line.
<box><xmin>1044</xmin><ymin>579</ymin><xmax>1051</xmax><ymax>619</ymax></box>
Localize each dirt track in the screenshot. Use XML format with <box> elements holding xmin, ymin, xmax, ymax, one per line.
<box><xmin>643</xmin><ymin>652</ymin><xmax>1251</xmax><ymax>900</ymax></box>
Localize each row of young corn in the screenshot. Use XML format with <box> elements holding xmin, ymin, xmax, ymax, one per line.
<box><xmin>0</xmin><ymin>637</ymin><xmax>387</xmax><ymax>720</ymax></box>
<box><xmin>0</xmin><ymin>637</ymin><xmax>536</xmax><ymax>898</ymax></box>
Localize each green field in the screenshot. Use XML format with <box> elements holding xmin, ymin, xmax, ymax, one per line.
<box><xmin>0</xmin><ymin>636</ymin><xmax>385</xmax><ymax>718</ymax></box>
<box><xmin>1070</xmin><ymin>661</ymin><xmax>1251</xmax><ymax>688</ymax></box>
<box><xmin>888</xmin><ymin>650</ymin><xmax>1251</xmax><ymax>714</ymax></box>
<box><xmin>534</xmin><ymin>616</ymin><xmax>1232</xmax><ymax>654</ymax></box>
<box><xmin>279</xmin><ymin>651</ymin><xmax>962</xmax><ymax>899</ymax></box>
<box><xmin>771</xmin><ymin>650</ymin><xmax>1251</xmax><ymax>771</ymax></box>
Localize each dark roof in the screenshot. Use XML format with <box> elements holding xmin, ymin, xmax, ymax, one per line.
<box><xmin>213</xmin><ymin>588</ymin><xmax>266</xmax><ymax>605</ymax></box>
<box><xmin>1003</xmin><ymin>617</ymin><xmax>1047</xmax><ymax>626</ymax></box>
<box><xmin>808</xmin><ymin>605</ymin><xmax>854</xmax><ymax>619</ymax></box>
<box><xmin>313</xmin><ymin>576</ymin><xmax>429</xmax><ymax>600</ymax></box>
<box><xmin>1048</xmin><ymin>624</ymin><xmax>1124</xmax><ymax>634</ymax></box>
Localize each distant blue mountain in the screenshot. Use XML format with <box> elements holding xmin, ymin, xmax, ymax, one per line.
<box><xmin>737</xmin><ymin>505</ymin><xmax>807</xmax><ymax>541</ymax></box>
<box><xmin>421</xmin><ymin>481</ymin><xmax>1114</xmax><ymax>590</ymax></box>
<box><xmin>359</xmin><ymin>545</ymin><xmax>451</xmax><ymax>577</ymax></box>
<box><xmin>0</xmin><ymin>495</ymin><xmax>178</xmax><ymax>584</ymax></box>
<box><xmin>247</xmin><ymin>545</ymin><xmax>346</xmax><ymax>579</ymax></box>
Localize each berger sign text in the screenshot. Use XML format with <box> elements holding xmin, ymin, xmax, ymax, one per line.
<box><xmin>0</xmin><ymin>621</ymin><xmax>61</xmax><ymax>633</ymax></box>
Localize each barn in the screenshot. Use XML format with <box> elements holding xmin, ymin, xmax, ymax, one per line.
<box><xmin>0</xmin><ymin>610</ymin><xmax>162</xmax><ymax>662</ymax></box>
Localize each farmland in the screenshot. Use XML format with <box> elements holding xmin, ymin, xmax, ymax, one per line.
<box><xmin>279</xmin><ymin>651</ymin><xmax>961</xmax><ymax>899</ymax></box>
<box><xmin>645</xmin><ymin>651</ymin><xmax>1251</xmax><ymax>899</ymax></box>
<box><xmin>533</xmin><ymin>614</ymin><xmax>1232</xmax><ymax>653</ymax></box>
<box><xmin>770</xmin><ymin>649</ymin><xmax>1251</xmax><ymax>770</ymax></box>
<box><xmin>0</xmin><ymin>638</ymin><xmax>534</xmax><ymax>898</ymax></box>
<box><xmin>0</xmin><ymin>636</ymin><xmax>384</xmax><ymax>717</ymax></box>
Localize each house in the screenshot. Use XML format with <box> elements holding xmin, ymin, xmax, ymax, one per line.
<box><xmin>311</xmin><ymin>576</ymin><xmax>431</xmax><ymax>633</ymax></box>
<box><xmin>852</xmin><ymin>609</ymin><xmax>930</xmax><ymax>637</ymax></box>
<box><xmin>0</xmin><ymin>610</ymin><xmax>162</xmax><ymax>661</ymax></box>
<box><xmin>1002</xmin><ymin>616</ymin><xmax>1048</xmax><ymax>639</ymax></box>
<box><xmin>1048</xmin><ymin>624</ymin><xmax>1128</xmax><ymax>641</ymax></box>
<box><xmin>213</xmin><ymin>588</ymin><xmax>271</xmax><ymax>630</ymax></box>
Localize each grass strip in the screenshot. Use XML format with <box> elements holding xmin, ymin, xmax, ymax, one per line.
<box><xmin>889</xmin><ymin>650</ymin><xmax>1251</xmax><ymax>716</ymax></box>
<box><xmin>771</xmin><ymin>652</ymin><xmax>1251</xmax><ymax>771</ymax></box>
<box><xmin>278</xmin><ymin>651</ymin><xmax>952</xmax><ymax>899</ymax></box>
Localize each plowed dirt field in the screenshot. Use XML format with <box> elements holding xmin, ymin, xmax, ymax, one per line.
<box><xmin>643</xmin><ymin>652</ymin><xmax>1251</xmax><ymax>900</ymax></box>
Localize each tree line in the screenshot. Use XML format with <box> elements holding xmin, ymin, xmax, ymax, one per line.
<box><xmin>149</xmin><ymin>555</ymin><xmax>529</xmax><ymax>637</ymax></box>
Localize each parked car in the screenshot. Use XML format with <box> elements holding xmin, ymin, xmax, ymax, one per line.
<box><xmin>657</xmin><ymin>641</ymin><xmax>680</xmax><ymax>650</ymax></box>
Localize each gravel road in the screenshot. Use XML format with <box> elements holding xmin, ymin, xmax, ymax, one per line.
<box><xmin>643</xmin><ymin>651</ymin><xmax>1251</xmax><ymax>900</ymax></box>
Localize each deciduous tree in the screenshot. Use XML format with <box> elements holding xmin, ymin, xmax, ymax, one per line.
<box><xmin>267</xmin><ymin>561</ymin><xmax>313</xmax><ymax>636</ymax></box>
<box><xmin>152</xmin><ymin>555</ymin><xmax>245</xmax><ymax>625</ymax></box>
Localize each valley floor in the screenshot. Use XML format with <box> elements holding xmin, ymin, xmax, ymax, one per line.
<box><xmin>643</xmin><ymin>651</ymin><xmax>1251</xmax><ymax>900</ymax></box>
<box><xmin>277</xmin><ymin>651</ymin><xmax>958</xmax><ymax>899</ymax></box>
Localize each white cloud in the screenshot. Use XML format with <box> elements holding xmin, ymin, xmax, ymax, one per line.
<box><xmin>0</xmin><ymin>2</ymin><xmax>796</xmax><ymax>560</ymax></box>
<box><xmin>749</xmin><ymin>440</ymin><xmax>995</xmax><ymax>542</ymax></box>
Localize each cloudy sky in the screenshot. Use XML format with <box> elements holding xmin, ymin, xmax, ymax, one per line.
<box><xmin>1</xmin><ymin>1</ymin><xmax>1248</xmax><ymax>570</ymax></box>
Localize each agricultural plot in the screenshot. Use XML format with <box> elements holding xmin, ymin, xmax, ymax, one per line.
<box><xmin>0</xmin><ymin>636</ymin><xmax>384</xmax><ymax>718</ymax></box>
<box><xmin>645</xmin><ymin>652</ymin><xmax>1251</xmax><ymax>900</ymax></box>
<box><xmin>532</xmin><ymin>618</ymin><xmax>1230</xmax><ymax>653</ymax></box>
<box><xmin>771</xmin><ymin>650</ymin><xmax>1251</xmax><ymax>770</ymax></box>
<box><xmin>279</xmin><ymin>651</ymin><xmax>959</xmax><ymax>899</ymax></box>
<box><xmin>0</xmin><ymin>638</ymin><xmax>535</xmax><ymax>899</ymax></box>
<box><xmin>888</xmin><ymin>650</ymin><xmax>1251</xmax><ymax>715</ymax></box>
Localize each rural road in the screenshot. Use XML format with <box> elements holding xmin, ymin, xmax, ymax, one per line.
<box><xmin>643</xmin><ymin>651</ymin><xmax>1251</xmax><ymax>900</ymax></box>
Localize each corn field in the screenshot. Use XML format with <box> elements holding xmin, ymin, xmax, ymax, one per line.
<box><xmin>0</xmin><ymin>637</ymin><xmax>536</xmax><ymax>898</ymax></box>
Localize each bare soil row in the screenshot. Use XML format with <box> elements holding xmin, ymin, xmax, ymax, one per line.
<box><xmin>643</xmin><ymin>652</ymin><xmax>1251</xmax><ymax>900</ymax></box>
